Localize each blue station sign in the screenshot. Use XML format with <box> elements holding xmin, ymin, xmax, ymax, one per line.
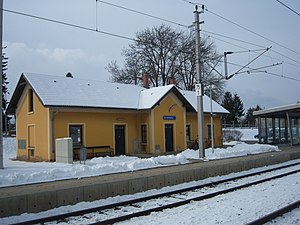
<box><xmin>163</xmin><ymin>116</ymin><xmax>176</xmax><ymax>120</ymax></box>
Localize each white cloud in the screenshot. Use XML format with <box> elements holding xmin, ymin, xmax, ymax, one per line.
<box><xmin>4</xmin><ymin>42</ymin><xmax>111</xmax><ymax>96</ymax></box>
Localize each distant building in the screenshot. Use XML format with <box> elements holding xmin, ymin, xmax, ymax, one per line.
<box><xmin>7</xmin><ymin>73</ymin><xmax>228</xmax><ymax>161</ymax></box>
<box><xmin>254</xmin><ymin>103</ymin><xmax>300</xmax><ymax>145</ymax></box>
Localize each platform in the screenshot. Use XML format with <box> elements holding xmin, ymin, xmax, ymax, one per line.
<box><xmin>0</xmin><ymin>146</ymin><xmax>300</xmax><ymax>218</ymax></box>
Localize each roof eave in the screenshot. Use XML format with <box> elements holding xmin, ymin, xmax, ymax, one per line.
<box><xmin>6</xmin><ymin>74</ymin><xmax>27</xmax><ymax>115</ymax></box>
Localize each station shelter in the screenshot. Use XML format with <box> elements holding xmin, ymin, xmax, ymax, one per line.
<box><xmin>7</xmin><ymin>73</ymin><xmax>228</xmax><ymax>162</ymax></box>
<box><xmin>253</xmin><ymin>103</ymin><xmax>300</xmax><ymax>146</ymax></box>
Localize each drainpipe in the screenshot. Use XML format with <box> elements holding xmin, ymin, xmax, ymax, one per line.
<box><xmin>51</xmin><ymin>110</ymin><xmax>58</xmax><ymax>157</ymax></box>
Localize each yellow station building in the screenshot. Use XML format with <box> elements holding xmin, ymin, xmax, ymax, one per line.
<box><xmin>7</xmin><ymin>73</ymin><xmax>228</xmax><ymax>161</ymax></box>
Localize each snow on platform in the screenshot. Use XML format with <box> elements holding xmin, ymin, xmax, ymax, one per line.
<box><xmin>0</xmin><ymin>134</ymin><xmax>278</xmax><ymax>187</ymax></box>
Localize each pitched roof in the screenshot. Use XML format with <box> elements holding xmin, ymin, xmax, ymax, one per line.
<box><xmin>7</xmin><ymin>73</ymin><xmax>228</xmax><ymax>114</ymax></box>
<box><xmin>25</xmin><ymin>73</ymin><xmax>144</xmax><ymax>109</ymax></box>
<box><xmin>181</xmin><ymin>90</ymin><xmax>229</xmax><ymax>114</ymax></box>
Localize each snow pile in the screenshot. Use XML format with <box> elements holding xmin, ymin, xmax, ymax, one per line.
<box><xmin>205</xmin><ymin>142</ymin><xmax>279</xmax><ymax>159</ymax></box>
<box><xmin>0</xmin><ymin>136</ymin><xmax>281</xmax><ymax>187</ymax></box>
<box><xmin>228</xmin><ymin>128</ymin><xmax>258</xmax><ymax>141</ymax></box>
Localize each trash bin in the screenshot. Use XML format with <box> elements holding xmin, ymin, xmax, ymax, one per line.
<box><xmin>80</xmin><ymin>147</ymin><xmax>87</xmax><ymax>164</ymax></box>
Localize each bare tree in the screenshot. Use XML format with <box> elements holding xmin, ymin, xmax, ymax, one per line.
<box><xmin>106</xmin><ymin>24</ymin><xmax>225</xmax><ymax>101</ymax></box>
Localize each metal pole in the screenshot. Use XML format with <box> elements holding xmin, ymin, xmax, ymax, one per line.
<box><xmin>0</xmin><ymin>0</ymin><xmax>3</xmax><ymax>169</ymax></box>
<box><xmin>224</xmin><ymin>52</ymin><xmax>228</xmax><ymax>79</ymax></box>
<box><xmin>210</xmin><ymin>85</ymin><xmax>214</xmax><ymax>153</ymax></box>
<box><xmin>194</xmin><ymin>6</ymin><xmax>205</xmax><ymax>158</ymax></box>
<box><xmin>286</xmin><ymin>112</ymin><xmax>293</xmax><ymax>146</ymax></box>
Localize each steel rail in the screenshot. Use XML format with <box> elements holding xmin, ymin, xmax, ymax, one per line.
<box><xmin>246</xmin><ymin>199</ymin><xmax>300</xmax><ymax>225</ymax></box>
<box><xmin>10</xmin><ymin>162</ymin><xmax>300</xmax><ymax>225</ymax></box>
<box><xmin>90</xmin><ymin>169</ymin><xmax>300</xmax><ymax>225</ymax></box>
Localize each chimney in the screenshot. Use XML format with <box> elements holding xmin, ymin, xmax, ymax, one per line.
<box><xmin>168</xmin><ymin>77</ymin><xmax>176</xmax><ymax>85</ymax></box>
<box><xmin>66</xmin><ymin>72</ymin><xmax>73</xmax><ymax>78</ymax></box>
<box><xmin>142</xmin><ymin>73</ymin><xmax>150</xmax><ymax>89</ymax></box>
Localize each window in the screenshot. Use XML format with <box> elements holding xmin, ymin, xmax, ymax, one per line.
<box><xmin>69</xmin><ymin>125</ymin><xmax>83</xmax><ymax>146</ymax></box>
<box><xmin>28</xmin><ymin>89</ymin><xmax>34</xmax><ymax>112</ymax></box>
<box><xmin>141</xmin><ymin>124</ymin><xmax>147</xmax><ymax>144</ymax></box>
<box><xmin>207</xmin><ymin>124</ymin><xmax>214</xmax><ymax>140</ymax></box>
<box><xmin>186</xmin><ymin>125</ymin><xmax>191</xmax><ymax>142</ymax></box>
<box><xmin>28</xmin><ymin>125</ymin><xmax>35</xmax><ymax>148</ymax></box>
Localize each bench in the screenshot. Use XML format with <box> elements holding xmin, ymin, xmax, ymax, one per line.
<box><xmin>73</xmin><ymin>146</ymin><xmax>114</xmax><ymax>159</ymax></box>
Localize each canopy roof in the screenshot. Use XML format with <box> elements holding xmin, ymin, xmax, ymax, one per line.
<box><xmin>253</xmin><ymin>103</ymin><xmax>300</xmax><ymax>118</ymax></box>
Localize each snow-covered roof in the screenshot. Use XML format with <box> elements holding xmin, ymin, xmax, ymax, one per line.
<box><xmin>7</xmin><ymin>73</ymin><xmax>228</xmax><ymax>114</ymax></box>
<box><xmin>181</xmin><ymin>90</ymin><xmax>229</xmax><ymax>114</ymax></box>
<box><xmin>24</xmin><ymin>73</ymin><xmax>144</xmax><ymax>109</ymax></box>
<box><xmin>138</xmin><ymin>85</ymin><xmax>174</xmax><ymax>109</ymax></box>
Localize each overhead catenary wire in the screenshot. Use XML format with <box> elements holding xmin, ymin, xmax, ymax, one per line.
<box><xmin>182</xmin><ymin>0</ymin><xmax>300</xmax><ymax>57</ymax></box>
<box><xmin>224</xmin><ymin>60</ymin><xmax>300</xmax><ymax>82</ymax></box>
<box><xmin>96</xmin><ymin>0</ymin><xmax>300</xmax><ymax>68</ymax></box>
<box><xmin>3</xmin><ymin>8</ymin><xmax>135</xmax><ymax>41</ymax></box>
<box><xmin>95</xmin><ymin>0</ymin><xmax>98</xmax><ymax>31</ymax></box>
<box><xmin>227</xmin><ymin>47</ymin><xmax>272</xmax><ymax>80</ymax></box>
<box><xmin>201</xmin><ymin>30</ymin><xmax>300</xmax><ymax>67</ymax></box>
<box><xmin>205</xmin><ymin>8</ymin><xmax>300</xmax><ymax>57</ymax></box>
<box><xmin>4</xmin><ymin>2</ymin><xmax>300</xmax><ymax>70</ymax></box>
<box><xmin>96</xmin><ymin>0</ymin><xmax>189</xmax><ymax>28</ymax></box>
<box><xmin>275</xmin><ymin>0</ymin><xmax>300</xmax><ymax>17</ymax></box>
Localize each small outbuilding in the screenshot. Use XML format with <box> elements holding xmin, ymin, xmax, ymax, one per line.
<box><xmin>7</xmin><ymin>73</ymin><xmax>228</xmax><ymax>161</ymax></box>
<box><xmin>253</xmin><ymin>103</ymin><xmax>300</xmax><ymax>146</ymax></box>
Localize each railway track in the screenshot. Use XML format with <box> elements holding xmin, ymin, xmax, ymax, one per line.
<box><xmin>246</xmin><ymin>199</ymin><xmax>300</xmax><ymax>225</ymax></box>
<box><xmin>10</xmin><ymin>161</ymin><xmax>300</xmax><ymax>225</ymax></box>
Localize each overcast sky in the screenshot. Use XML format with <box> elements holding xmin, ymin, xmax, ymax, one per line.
<box><xmin>3</xmin><ymin>0</ymin><xmax>300</xmax><ymax>109</ymax></box>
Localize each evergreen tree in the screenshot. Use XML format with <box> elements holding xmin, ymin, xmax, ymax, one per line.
<box><xmin>221</xmin><ymin>91</ymin><xmax>234</xmax><ymax>124</ymax></box>
<box><xmin>221</xmin><ymin>91</ymin><xmax>245</xmax><ymax>126</ymax></box>
<box><xmin>232</xmin><ymin>93</ymin><xmax>244</xmax><ymax>123</ymax></box>
<box><xmin>245</xmin><ymin>104</ymin><xmax>262</xmax><ymax>127</ymax></box>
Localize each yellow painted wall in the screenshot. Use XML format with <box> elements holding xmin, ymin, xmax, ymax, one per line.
<box><xmin>16</xmin><ymin>85</ymin><xmax>50</xmax><ymax>161</ymax></box>
<box><xmin>152</xmin><ymin>93</ymin><xmax>186</xmax><ymax>153</ymax></box>
<box><xmin>186</xmin><ymin>113</ymin><xmax>224</xmax><ymax>147</ymax></box>
<box><xmin>15</xmin><ymin>85</ymin><xmax>225</xmax><ymax>161</ymax></box>
<box><xmin>53</xmin><ymin>110</ymin><xmax>144</xmax><ymax>155</ymax></box>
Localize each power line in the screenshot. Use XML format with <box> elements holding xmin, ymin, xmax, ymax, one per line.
<box><xmin>3</xmin><ymin>8</ymin><xmax>135</xmax><ymax>41</ymax></box>
<box><xmin>96</xmin><ymin>0</ymin><xmax>189</xmax><ymax>28</ymax></box>
<box><xmin>97</xmin><ymin>1</ymin><xmax>300</xmax><ymax>68</ymax></box>
<box><xmin>4</xmin><ymin>4</ymin><xmax>300</xmax><ymax>68</ymax></box>
<box><xmin>202</xmin><ymin>30</ymin><xmax>266</xmax><ymax>49</ymax></box>
<box><xmin>202</xmin><ymin>30</ymin><xmax>300</xmax><ymax>66</ymax></box>
<box><xmin>205</xmin><ymin>8</ymin><xmax>300</xmax><ymax>57</ymax></box>
<box><xmin>275</xmin><ymin>0</ymin><xmax>300</xmax><ymax>17</ymax></box>
<box><xmin>182</xmin><ymin>0</ymin><xmax>300</xmax><ymax>57</ymax></box>
<box><xmin>97</xmin><ymin>0</ymin><xmax>300</xmax><ymax>67</ymax></box>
